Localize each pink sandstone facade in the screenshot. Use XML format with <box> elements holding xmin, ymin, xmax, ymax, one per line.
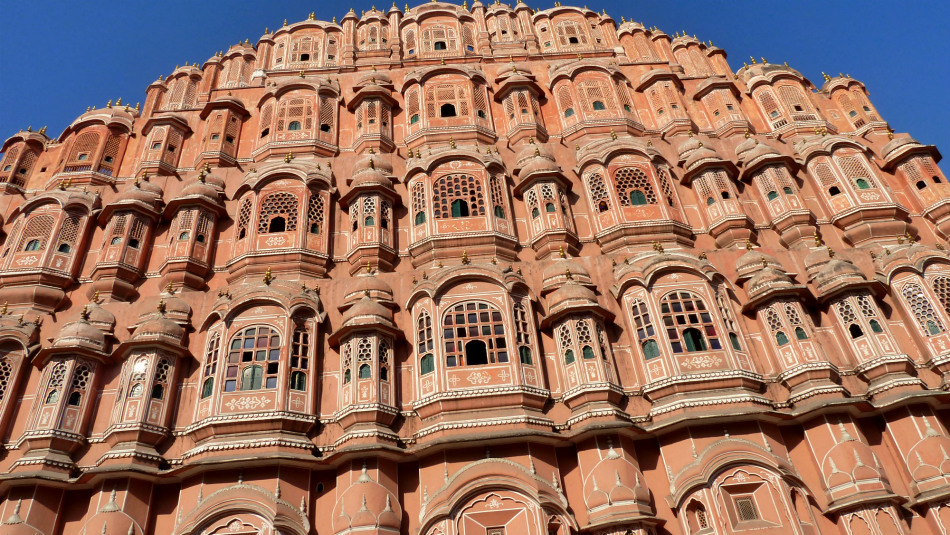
<box><xmin>0</xmin><ymin>2</ymin><xmax>948</xmax><ymax>534</ymax></box>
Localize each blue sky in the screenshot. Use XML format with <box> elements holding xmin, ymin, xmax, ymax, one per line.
<box><xmin>1</xmin><ymin>1</ymin><xmax>948</xmax><ymax>160</ymax></box>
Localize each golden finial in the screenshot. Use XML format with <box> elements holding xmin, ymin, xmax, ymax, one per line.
<box><xmin>698</xmin><ymin>251</ymin><xmax>707</xmax><ymax>260</ymax></box>
<box><xmin>745</xmin><ymin>238</ymin><xmax>753</xmax><ymax>251</ymax></box>
<box><xmin>558</xmin><ymin>246</ymin><xmax>566</xmax><ymax>258</ymax></box>
<box><xmin>368</xmin><ymin>158</ymin><xmax>375</xmax><ymax>169</ymax></box>
<box><xmin>263</xmin><ymin>267</ymin><xmax>274</xmax><ymax>285</ymax></box>
<box><xmin>86</xmin><ymin>106</ymin><xmax>91</xmax><ymax>112</ymax></box>
<box><xmin>58</xmin><ymin>179</ymin><xmax>67</xmax><ymax>190</ymax></box>
<box><xmin>517</xmin><ymin>267</ymin><xmax>523</xmax><ymax>275</ymax></box>
<box><xmin>621</xmin><ymin>16</ymin><xmax>625</xmax><ymax>23</ymax></box>
<box><xmin>827</xmin><ymin>249</ymin><xmax>835</xmax><ymax>258</ymax></box>
<box><xmin>441</xmin><ymin>57</ymin><xmax>445</xmax><ymax>65</ymax></box>
<box><xmin>491</xmin><ymin>256</ymin><xmax>497</xmax><ymax>265</ymax></box>
<box><xmin>333</xmin><ymin>16</ymin><xmax>337</xmax><ymax>23</ymax></box>
<box><xmin>405</xmin><ymin>3</ymin><xmax>409</xmax><ymax>11</ymax></box>
<box><xmin>449</xmin><ymin>137</ymin><xmax>456</xmax><ymax>149</ymax></box>
<box><xmin>749</xmin><ymin>56</ymin><xmax>756</xmax><ymax>64</ymax></box>
<box><xmin>308</xmin><ymin>11</ymin><xmax>316</xmax><ymax>20</ymax></box>
<box><xmin>157</xmin><ymin>299</ymin><xmax>167</xmax><ymax>315</ymax></box>
<box><xmin>822</xmin><ymin>71</ymin><xmax>831</xmax><ymax>82</ymax></box>
<box><xmin>299</xmin><ymin>70</ymin><xmax>305</xmax><ymax>77</ymax></box>
<box><xmin>761</xmin><ymin>57</ymin><xmax>767</xmax><ymax>64</ymax></box>
<box><xmin>92</xmin><ymin>290</ymin><xmax>101</xmax><ymax>304</ymax></box>
<box><xmin>284</xmin><ymin>152</ymin><xmax>295</xmax><ymax>163</ymax></box>
<box><xmin>283</xmin><ymin>18</ymin><xmax>288</xmax><ymax>26</ymax></box>
<box><xmin>463</xmin><ymin>0</ymin><xmax>468</xmax><ymax>8</ymax></box>
<box><xmin>422</xmin><ymin>271</ymin><xmax>428</xmax><ymax>280</ymax></box>
<box><xmin>610</xmin><ymin>129</ymin><xmax>617</xmax><ymax>141</ymax></box>
<box><xmin>115</xmin><ymin>97</ymin><xmax>122</xmax><ymax>106</ymax></box>
<box><xmin>106</xmin><ymin>99</ymin><xmax>113</xmax><ymax>108</ymax></box>
<box><xmin>135</xmin><ymin>102</ymin><xmax>140</xmax><ymax>111</ymax></box>
<box><xmin>461</xmin><ymin>251</ymin><xmax>469</xmax><ymax>264</ymax></box>
<box><xmin>265</xmin><ymin>27</ymin><xmax>269</xmax><ymax>34</ymax></box>
<box><xmin>80</xmin><ymin>305</ymin><xmax>91</xmax><ymax>321</ymax></box>
<box><xmin>407</xmin><ymin>147</ymin><xmax>414</xmax><ymax>158</ymax></box>
<box><xmin>165</xmin><ymin>281</ymin><xmax>175</xmax><ymax>294</ymax></box>
<box><xmin>535</xmin><ymin>147</ymin><xmax>540</xmax><ymax>156</ymax></box>
<box><xmin>565</xmin><ymin>268</ymin><xmax>573</xmax><ymax>280</ymax></box>
<box><xmin>437</xmin><ymin>260</ymin><xmax>444</xmax><ymax>268</ymax></box>
<box><xmin>577</xmin><ymin>53</ymin><xmax>583</xmax><ymax>60</ymax></box>
<box><xmin>652</xmin><ymin>241</ymin><xmax>664</xmax><ymax>253</ymax></box>
<box><xmin>761</xmin><ymin>257</ymin><xmax>769</xmax><ymax>268</ymax></box>
<box><xmin>0</xmin><ymin>302</ymin><xmax>6</xmax><ymax>315</ymax></box>
<box><xmin>744</xmin><ymin>129</ymin><xmax>751</xmax><ymax>139</ymax></box>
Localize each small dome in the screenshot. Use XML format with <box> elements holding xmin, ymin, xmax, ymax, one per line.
<box><xmin>736</xmin><ymin>247</ymin><xmax>783</xmax><ymax>279</ymax></box>
<box><xmin>354</xmin><ymin>152</ymin><xmax>393</xmax><ymax>175</ymax></box>
<box><xmin>154</xmin><ymin>287</ymin><xmax>193</xmax><ymax>325</ymax></box>
<box><xmin>684</xmin><ymin>144</ymin><xmax>723</xmax><ymax>171</ymax></box>
<box><xmin>735</xmin><ymin>138</ymin><xmax>781</xmax><ymax>166</ymax></box>
<box><xmin>132</xmin><ymin>314</ymin><xmax>185</xmax><ymax>343</ymax></box>
<box><xmin>350</xmin><ymin>166</ymin><xmax>393</xmax><ymax>191</ymax></box>
<box><xmin>342</xmin><ymin>296</ymin><xmax>394</xmax><ymax>327</ymax></box>
<box><xmin>583</xmin><ymin>441</ymin><xmax>652</xmax><ymax>520</ymax></box>
<box><xmin>541</xmin><ymin>256</ymin><xmax>592</xmax><ymax>293</ymax></box>
<box><xmin>547</xmin><ymin>280</ymin><xmax>598</xmax><ymax>312</ymax></box>
<box><xmin>84</xmin><ymin>301</ymin><xmax>116</xmax><ymax>332</ymax></box>
<box><xmin>906</xmin><ymin>424</ymin><xmax>950</xmax><ymax>483</ymax></box>
<box><xmin>676</xmin><ymin>136</ymin><xmax>703</xmax><ymax>161</ymax></box>
<box><xmin>331</xmin><ymin>465</ymin><xmax>402</xmax><ymax>534</ymax></box>
<box><xmin>180</xmin><ymin>179</ymin><xmax>224</xmax><ymax>205</ymax></box>
<box><xmin>53</xmin><ymin>319</ymin><xmax>106</xmax><ymax>350</ymax></box>
<box><xmin>356</xmin><ymin>70</ymin><xmax>393</xmax><ymax>88</ymax></box>
<box><xmin>881</xmin><ymin>135</ymin><xmax>923</xmax><ymax>161</ymax></box>
<box><xmin>111</xmin><ymin>182</ymin><xmax>163</xmax><ymax>211</ymax></box>
<box><xmin>343</xmin><ymin>274</ymin><xmax>395</xmax><ymax>305</ymax></box>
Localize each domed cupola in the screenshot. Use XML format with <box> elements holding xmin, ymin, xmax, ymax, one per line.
<box><xmin>821</xmin><ymin>421</ymin><xmax>892</xmax><ymax>506</ymax></box>
<box><xmin>331</xmin><ymin>461</ymin><xmax>402</xmax><ymax>535</ymax></box>
<box><xmin>52</xmin><ymin>307</ymin><xmax>110</xmax><ymax>355</ymax></box>
<box><xmin>160</xmin><ymin>170</ymin><xmax>227</xmax><ymax>291</ymax></box>
<box><xmin>91</xmin><ymin>177</ymin><xmax>165</xmax><ymax>302</ymax></box>
<box><xmin>340</xmin><ymin>154</ymin><xmax>399</xmax><ymax>275</ymax></box>
<box><xmin>493</xmin><ymin>61</ymin><xmax>548</xmax><ymax>144</ymax></box>
<box><xmin>329</xmin><ymin>270</ymin><xmax>401</xmax><ymax>429</ymax></box>
<box><xmin>676</xmin><ymin>136</ymin><xmax>751</xmax><ymax>247</ymax></box>
<box><xmin>582</xmin><ymin>437</ymin><xmax>655</xmax><ymax>527</ymax></box>
<box><xmin>349</xmin><ymin>67</ymin><xmax>398</xmax><ymax>154</ymax></box>
<box><xmin>541</xmin><ymin>252</ymin><xmax>594</xmax><ymax>294</ymax></box>
<box><xmin>0</xmin><ymin>127</ymin><xmax>49</xmax><ymax>192</ymax></box>
<box><xmin>513</xmin><ymin>142</ymin><xmax>579</xmax><ymax>259</ymax></box>
<box><xmin>340</xmin><ymin>271</ymin><xmax>397</xmax><ymax>311</ymax></box>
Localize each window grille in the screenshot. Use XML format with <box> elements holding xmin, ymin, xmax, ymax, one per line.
<box><xmin>443</xmin><ymin>302</ymin><xmax>507</xmax><ymax>367</ymax></box>
<box><xmin>433</xmin><ymin>174</ymin><xmax>485</xmax><ymax>219</ymax></box>
<box><xmin>901</xmin><ymin>282</ymin><xmax>944</xmax><ymax>335</ymax></box>
<box><xmin>615</xmin><ymin>167</ymin><xmax>657</xmax><ymax>205</ymax></box>
<box><xmin>258</xmin><ymin>192</ymin><xmax>299</xmax><ymax>233</ymax></box>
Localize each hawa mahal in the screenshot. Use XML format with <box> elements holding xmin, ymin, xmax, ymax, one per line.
<box><xmin>0</xmin><ymin>2</ymin><xmax>948</xmax><ymax>534</ymax></box>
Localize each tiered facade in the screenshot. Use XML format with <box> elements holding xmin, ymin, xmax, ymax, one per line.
<box><xmin>0</xmin><ymin>2</ymin><xmax>948</xmax><ymax>534</ymax></box>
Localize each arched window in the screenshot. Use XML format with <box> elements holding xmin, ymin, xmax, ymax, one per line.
<box><xmin>290</xmin><ymin>324</ymin><xmax>310</xmax><ymax>391</ymax></box>
<box><xmin>276</xmin><ymin>97</ymin><xmax>314</xmax><ymax>133</ymax></box>
<box><xmin>24</xmin><ymin>240</ymin><xmax>40</xmax><ymax>251</ymax></box>
<box><xmin>564</xmin><ymin>349</ymin><xmax>575</xmax><ymax>364</ymax></box>
<box><xmin>849</xmin><ymin>324</ymin><xmax>864</xmax><ymax>338</ymax></box>
<box><xmin>288</xmin><ymin>121</ymin><xmax>301</xmax><ymax>131</ymax></box>
<box><xmin>225</xmin><ymin>326</ymin><xmax>281</xmax><ymax>392</ymax></box>
<box><xmin>592</xmin><ymin>100</ymin><xmax>606</xmax><ymax>110</ymax></box>
<box><xmin>420</xmin><ymin>354</ymin><xmax>434</xmax><ymax>375</ymax></box>
<box><xmin>661</xmin><ymin>292</ymin><xmax>721</xmax><ymax>353</ymax></box>
<box><xmin>451</xmin><ymin>199</ymin><xmax>470</xmax><ymax>217</ymax></box>
<box><xmin>433</xmin><ymin>174</ymin><xmax>484</xmax><ymax>219</ymax></box>
<box><xmin>241</xmin><ymin>365</ymin><xmax>263</xmax><ymax>390</ymax></box>
<box><xmin>440</xmin><ymin>103</ymin><xmax>456</xmax><ymax>117</ymax></box>
<box><xmin>201</xmin><ymin>332</ymin><xmax>220</xmax><ymax>399</ymax></box>
<box><xmin>586</xmin><ymin>172</ymin><xmax>610</xmax><ymax>213</ymax></box>
<box><xmin>795</xmin><ymin>326</ymin><xmax>808</xmax><ymax>340</ymax></box>
<box><xmin>258</xmin><ymin>192</ymin><xmax>298</xmax><ymax>234</ymax></box>
<box><xmin>776</xmin><ymin>331</ymin><xmax>789</xmax><ymax>346</ymax></box>
<box><xmin>901</xmin><ymin>282</ymin><xmax>945</xmax><ymax>336</ymax></box>
<box><xmin>513</xmin><ymin>302</ymin><xmax>532</xmax><ymax>365</ymax></box>
<box><xmin>443</xmin><ymin>302</ymin><xmax>507</xmax><ymax>367</ymax></box>
<box><xmin>642</xmin><ymin>339</ymin><xmax>660</xmax><ymax>360</ymax></box>
<box><xmin>358</xmin><ymin>363</ymin><xmax>372</xmax><ymax>378</ymax></box>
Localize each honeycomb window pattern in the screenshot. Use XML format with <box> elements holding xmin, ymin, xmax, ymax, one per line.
<box><xmin>615</xmin><ymin>167</ymin><xmax>657</xmax><ymax>206</ymax></box>
<box><xmin>258</xmin><ymin>192</ymin><xmax>299</xmax><ymax>234</ymax></box>
<box><xmin>433</xmin><ymin>174</ymin><xmax>484</xmax><ymax>219</ymax></box>
<box><xmin>225</xmin><ymin>326</ymin><xmax>281</xmax><ymax>392</ymax></box>
<box><xmin>901</xmin><ymin>282</ymin><xmax>945</xmax><ymax>335</ymax></box>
